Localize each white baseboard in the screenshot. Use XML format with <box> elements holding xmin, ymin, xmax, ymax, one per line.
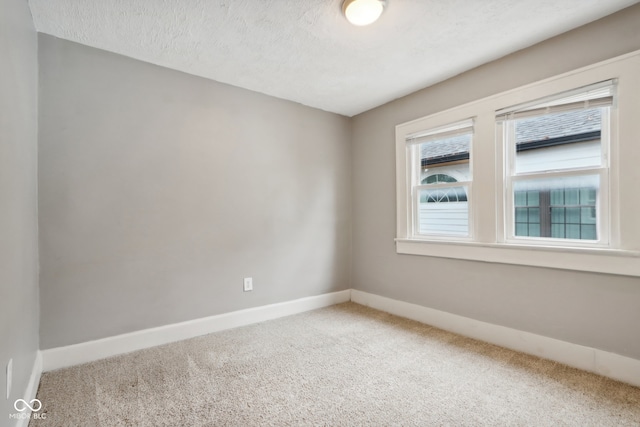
<box><xmin>42</xmin><ymin>290</ymin><xmax>351</xmax><ymax>372</ymax></box>
<box><xmin>351</xmin><ymin>290</ymin><xmax>640</xmax><ymax>388</ymax></box>
<box><xmin>39</xmin><ymin>288</ymin><xmax>640</xmax><ymax>389</ymax></box>
<box><xmin>13</xmin><ymin>351</ymin><xmax>43</xmax><ymax>427</ymax></box>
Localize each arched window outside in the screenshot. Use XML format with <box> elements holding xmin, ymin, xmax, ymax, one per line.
<box><xmin>420</xmin><ymin>174</ymin><xmax>468</xmax><ymax>202</ymax></box>
<box><xmin>422</xmin><ymin>174</ymin><xmax>458</xmax><ymax>185</ymax></box>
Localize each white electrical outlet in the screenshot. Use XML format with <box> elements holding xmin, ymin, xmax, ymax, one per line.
<box><xmin>243</xmin><ymin>277</ymin><xmax>253</xmax><ymax>292</ymax></box>
<box><xmin>6</xmin><ymin>358</ymin><xmax>12</xmax><ymax>400</ymax></box>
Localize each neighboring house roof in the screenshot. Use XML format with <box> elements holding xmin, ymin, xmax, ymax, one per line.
<box><xmin>515</xmin><ymin>108</ymin><xmax>601</xmax><ymax>144</ymax></box>
<box><xmin>421</xmin><ymin>109</ymin><xmax>602</xmax><ymax>163</ymax></box>
<box><xmin>421</xmin><ymin>134</ymin><xmax>470</xmax><ymax>164</ymax></box>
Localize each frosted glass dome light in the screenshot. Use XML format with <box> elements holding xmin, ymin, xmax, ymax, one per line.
<box><xmin>342</xmin><ymin>0</ymin><xmax>387</xmax><ymax>26</ymax></box>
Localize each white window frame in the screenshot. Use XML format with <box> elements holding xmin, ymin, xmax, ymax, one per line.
<box><xmin>395</xmin><ymin>50</ymin><xmax>640</xmax><ymax>277</ymax></box>
<box><xmin>498</xmin><ymin>81</ymin><xmax>615</xmax><ymax>248</ymax></box>
<box><xmin>405</xmin><ymin>119</ymin><xmax>474</xmax><ymax>241</ymax></box>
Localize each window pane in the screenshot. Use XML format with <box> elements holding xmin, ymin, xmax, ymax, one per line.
<box><xmin>513</xmin><ymin>175</ymin><xmax>598</xmax><ymax>241</ymax></box>
<box><xmin>581</xmin><ymin>207</ymin><xmax>596</xmax><ymax>225</ymax></box>
<box><xmin>416</xmin><ymin>130</ymin><xmax>471</xmax><ymax>238</ymax></box>
<box><xmin>551</xmin><ymin>207</ymin><xmax>565</xmax><ymax>223</ymax></box>
<box><xmin>565</xmin><ymin>207</ymin><xmax>580</xmax><ymax>224</ymax></box>
<box><xmin>418</xmin><ymin>186</ymin><xmax>469</xmax><ymax>236</ymax></box>
<box><xmin>528</xmin><ymin>224</ymin><xmax>541</xmax><ymax>237</ymax></box>
<box><xmin>551</xmin><ymin>224</ymin><xmax>565</xmax><ymax>238</ymax></box>
<box><xmin>514</xmin><ymin>109</ymin><xmax>603</xmax><ymax>174</ymax></box>
<box><xmin>526</xmin><ymin>191</ymin><xmax>539</xmax><ymax>207</ymax></box>
<box><xmin>581</xmin><ymin>225</ymin><xmax>597</xmax><ymax>240</ymax></box>
<box><xmin>514</xmin><ymin>191</ymin><xmax>527</xmax><ymax>207</ymax></box>
<box><xmin>566</xmin><ymin>224</ymin><xmax>581</xmax><ymax>239</ymax></box>
<box><xmin>580</xmin><ymin>188</ymin><xmax>596</xmax><ymax>205</ymax></box>
<box><xmin>515</xmin><ymin>223</ymin><xmax>528</xmax><ymax>236</ymax></box>
<box><xmin>565</xmin><ymin>189</ymin><xmax>579</xmax><ymax>206</ymax></box>
<box><xmin>550</xmin><ymin>189</ymin><xmax>564</xmax><ymax>205</ymax></box>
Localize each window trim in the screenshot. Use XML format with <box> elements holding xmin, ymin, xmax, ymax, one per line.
<box><xmin>395</xmin><ymin>49</ymin><xmax>640</xmax><ymax>277</ymax></box>
<box><xmin>403</xmin><ymin>118</ymin><xmax>475</xmax><ymax>241</ymax></box>
<box><xmin>499</xmin><ymin>84</ymin><xmax>613</xmax><ymax>248</ymax></box>
<box><xmin>395</xmin><ymin>238</ymin><xmax>640</xmax><ymax>277</ymax></box>
<box><xmin>396</xmin><ymin>116</ymin><xmax>475</xmax><ymax>242</ymax></box>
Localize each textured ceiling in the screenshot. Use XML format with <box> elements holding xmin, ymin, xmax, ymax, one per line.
<box><xmin>28</xmin><ymin>0</ymin><xmax>638</xmax><ymax>117</ymax></box>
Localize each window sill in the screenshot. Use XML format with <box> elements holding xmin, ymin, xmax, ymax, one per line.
<box><xmin>395</xmin><ymin>238</ymin><xmax>640</xmax><ymax>277</ymax></box>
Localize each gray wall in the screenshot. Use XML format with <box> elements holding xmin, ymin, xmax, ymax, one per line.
<box><xmin>35</xmin><ymin>3</ymin><xmax>640</xmax><ymax>361</ymax></box>
<box><xmin>38</xmin><ymin>35</ymin><xmax>352</xmax><ymax>349</ymax></box>
<box><xmin>0</xmin><ymin>0</ymin><xmax>40</xmax><ymax>418</ymax></box>
<box><xmin>352</xmin><ymin>5</ymin><xmax>640</xmax><ymax>360</ymax></box>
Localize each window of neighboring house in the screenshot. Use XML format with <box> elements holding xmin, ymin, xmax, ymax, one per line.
<box><xmin>420</xmin><ymin>175</ymin><xmax>468</xmax><ymax>202</ymax></box>
<box><xmin>498</xmin><ymin>81</ymin><xmax>614</xmax><ymax>246</ymax></box>
<box><xmin>406</xmin><ymin>119</ymin><xmax>473</xmax><ymax>238</ymax></box>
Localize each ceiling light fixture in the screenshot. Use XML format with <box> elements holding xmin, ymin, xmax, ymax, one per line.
<box><xmin>342</xmin><ymin>0</ymin><xmax>387</xmax><ymax>26</ymax></box>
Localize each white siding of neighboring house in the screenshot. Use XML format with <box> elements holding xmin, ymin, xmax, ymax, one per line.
<box><xmin>516</xmin><ymin>140</ymin><xmax>601</xmax><ymax>173</ymax></box>
<box><xmin>419</xmin><ymin>202</ymin><xmax>469</xmax><ymax>236</ymax></box>
<box><xmin>418</xmin><ymin>140</ymin><xmax>600</xmax><ymax>236</ymax></box>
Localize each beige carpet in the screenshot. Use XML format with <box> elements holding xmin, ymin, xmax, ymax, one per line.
<box><xmin>31</xmin><ymin>302</ymin><xmax>640</xmax><ymax>426</ymax></box>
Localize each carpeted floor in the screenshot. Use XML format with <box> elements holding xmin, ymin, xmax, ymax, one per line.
<box><xmin>31</xmin><ymin>302</ymin><xmax>640</xmax><ymax>426</ymax></box>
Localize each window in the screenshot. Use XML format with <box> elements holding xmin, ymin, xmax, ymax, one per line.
<box><xmin>406</xmin><ymin>119</ymin><xmax>473</xmax><ymax>238</ymax></box>
<box><xmin>420</xmin><ymin>175</ymin><xmax>467</xmax><ymax>202</ymax></box>
<box><xmin>513</xmin><ymin>181</ymin><xmax>598</xmax><ymax>239</ymax></box>
<box><xmin>498</xmin><ymin>81</ymin><xmax>613</xmax><ymax>246</ymax></box>
<box><xmin>395</xmin><ymin>50</ymin><xmax>640</xmax><ymax>276</ymax></box>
